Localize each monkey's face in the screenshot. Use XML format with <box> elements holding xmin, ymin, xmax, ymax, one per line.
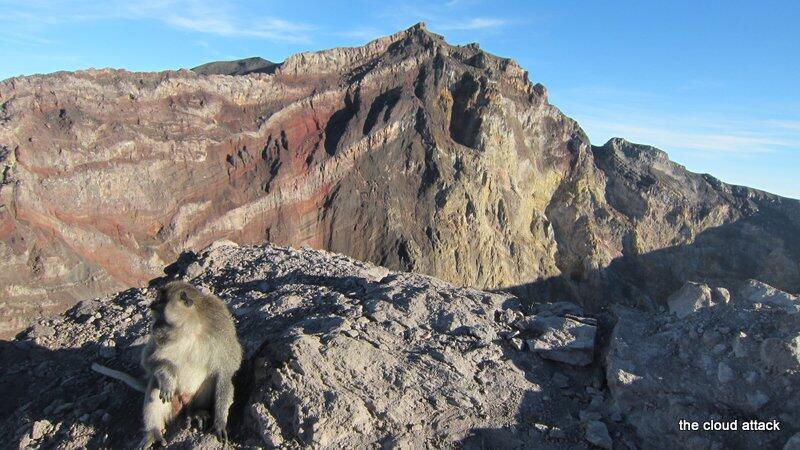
<box><xmin>151</xmin><ymin>285</ymin><xmax>196</xmax><ymax>329</ymax></box>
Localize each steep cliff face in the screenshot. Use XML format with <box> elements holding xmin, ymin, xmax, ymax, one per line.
<box><xmin>579</xmin><ymin>139</ymin><xmax>800</xmax><ymax>308</ymax></box>
<box><xmin>1</xmin><ymin>23</ymin><xmax>798</xmax><ymax>336</ymax></box>
<box><xmin>535</xmin><ymin>137</ymin><xmax>800</xmax><ymax>311</ymax></box>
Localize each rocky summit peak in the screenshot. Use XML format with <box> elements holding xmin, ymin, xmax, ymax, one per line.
<box><xmin>400</xmin><ymin>21</ymin><xmax>444</xmax><ymax>42</ymax></box>
<box><xmin>407</xmin><ymin>21</ymin><xmax>429</xmax><ymax>33</ymax></box>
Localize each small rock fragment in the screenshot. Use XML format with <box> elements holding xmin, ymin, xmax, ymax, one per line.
<box><xmin>712</xmin><ymin>287</ymin><xmax>731</xmax><ymax>304</ymax></box>
<box><xmin>667</xmin><ymin>282</ymin><xmax>714</xmax><ymax>318</ymax></box>
<box><xmin>738</xmin><ymin>280</ymin><xmax>800</xmax><ymax>313</ymax></box>
<box><xmin>30</xmin><ymin>420</ymin><xmax>52</xmax><ymax>441</ymax></box>
<box><xmin>362</xmin><ymin>265</ymin><xmax>390</xmax><ymax>283</ymax></box>
<box><xmin>732</xmin><ymin>331</ymin><xmax>748</xmax><ymax>358</ymax></box>
<box><xmin>533</xmin><ymin>423</ymin><xmax>549</xmax><ymax>433</ymax></box>
<box><xmin>585</xmin><ymin>420</ymin><xmax>613</xmax><ymax>449</ymax></box>
<box><xmin>717</xmin><ymin>362</ymin><xmax>734</xmax><ymax>383</ymax></box>
<box><xmin>184</xmin><ymin>261</ymin><xmax>204</xmax><ymax>279</ymax></box>
<box><xmin>498</xmin><ymin>329</ymin><xmax>519</xmax><ymax>339</ymax></box>
<box><xmin>531</xmin><ymin>301</ymin><xmax>584</xmax><ymax>317</ymax></box>
<box><xmin>498</xmin><ymin>308</ymin><xmax>519</xmax><ymax>326</ymax></box>
<box><xmin>344</xmin><ymin>329</ymin><xmax>359</xmax><ymax>338</ymax></box>
<box><xmin>746</xmin><ymin>391</ymin><xmax>770</xmax><ymax>412</ymax></box>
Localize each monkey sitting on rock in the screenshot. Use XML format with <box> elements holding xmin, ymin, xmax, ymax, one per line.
<box><xmin>92</xmin><ymin>281</ymin><xmax>242</xmax><ymax>449</ymax></box>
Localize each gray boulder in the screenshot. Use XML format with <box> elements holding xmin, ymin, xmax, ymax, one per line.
<box><xmin>667</xmin><ymin>281</ymin><xmax>715</xmax><ymax>318</ymax></box>
<box><xmin>584</xmin><ymin>420</ymin><xmax>613</xmax><ymax>449</ymax></box>
<box><xmin>525</xmin><ymin>315</ymin><xmax>597</xmax><ymax>366</ymax></box>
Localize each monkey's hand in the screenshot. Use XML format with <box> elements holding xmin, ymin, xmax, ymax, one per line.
<box><xmin>153</xmin><ymin>368</ymin><xmax>176</xmax><ymax>404</ymax></box>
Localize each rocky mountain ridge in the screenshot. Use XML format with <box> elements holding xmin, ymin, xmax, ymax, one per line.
<box><xmin>1</xmin><ymin>22</ymin><xmax>798</xmax><ymax>339</ymax></box>
<box><xmin>2</xmin><ymin>242</ymin><xmax>798</xmax><ymax>449</ymax></box>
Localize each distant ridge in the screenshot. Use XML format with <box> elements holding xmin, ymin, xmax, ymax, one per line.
<box><xmin>191</xmin><ymin>56</ymin><xmax>278</xmax><ymax>75</ymax></box>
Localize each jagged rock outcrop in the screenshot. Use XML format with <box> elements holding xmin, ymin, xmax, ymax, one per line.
<box><xmin>2</xmin><ymin>243</ymin><xmax>797</xmax><ymax>449</ymax></box>
<box><xmin>569</xmin><ymin>139</ymin><xmax>800</xmax><ymax>312</ymax></box>
<box><xmin>607</xmin><ymin>280</ymin><xmax>799</xmax><ymax>449</ymax></box>
<box><xmin>1</xmin><ymin>23</ymin><xmax>799</xmax><ymax>337</ymax></box>
<box><xmin>1</xmin><ymin>243</ymin><xmax>612</xmax><ymax>449</ymax></box>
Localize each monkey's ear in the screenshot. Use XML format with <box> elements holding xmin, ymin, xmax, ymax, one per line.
<box><xmin>180</xmin><ymin>291</ymin><xmax>193</xmax><ymax>306</ymax></box>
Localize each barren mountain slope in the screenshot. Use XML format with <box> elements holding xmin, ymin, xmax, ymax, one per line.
<box><xmin>1</xmin><ymin>23</ymin><xmax>798</xmax><ymax>336</ymax></box>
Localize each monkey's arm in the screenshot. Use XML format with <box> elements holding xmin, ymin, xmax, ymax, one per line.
<box><xmin>141</xmin><ymin>339</ymin><xmax>178</xmax><ymax>404</ymax></box>
<box><xmin>150</xmin><ymin>359</ymin><xmax>178</xmax><ymax>403</ymax></box>
<box><xmin>91</xmin><ymin>363</ymin><xmax>147</xmax><ymax>392</ymax></box>
<box><xmin>212</xmin><ymin>372</ymin><xmax>235</xmax><ymax>442</ymax></box>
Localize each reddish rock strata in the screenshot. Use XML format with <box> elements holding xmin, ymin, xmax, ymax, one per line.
<box><xmin>1</xmin><ymin>24</ymin><xmax>798</xmax><ymax>336</ymax></box>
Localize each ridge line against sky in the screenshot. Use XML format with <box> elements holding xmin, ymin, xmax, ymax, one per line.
<box><xmin>1</xmin><ymin>0</ymin><xmax>798</xmax><ymax>198</ymax></box>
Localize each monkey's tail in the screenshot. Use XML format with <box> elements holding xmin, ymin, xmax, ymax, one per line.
<box><xmin>91</xmin><ymin>363</ymin><xmax>146</xmax><ymax>393</ymax></box>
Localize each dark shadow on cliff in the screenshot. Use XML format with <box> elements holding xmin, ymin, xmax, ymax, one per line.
<box><xmin>505</xmin><ymin>207</ymin><xmax>800</xmax><ymax>312</ymax></box>
<box><xmin>463</xmin><ymin>206</ymin><xmax>800</xmax><ymax>448</ymax></box>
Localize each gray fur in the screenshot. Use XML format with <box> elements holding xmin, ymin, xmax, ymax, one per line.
<box><xmin>137</xmin><ymin>281</ymin><xmax>242</xmax><ymax>449</ymax></box>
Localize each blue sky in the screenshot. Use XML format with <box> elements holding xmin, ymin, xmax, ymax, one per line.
<box><xmin>1</xmin><ymin>1</ymin><xmax>798</xmax><ymax>198</ymax></box>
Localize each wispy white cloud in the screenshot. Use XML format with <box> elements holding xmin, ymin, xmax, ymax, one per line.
<box><xmin>0</xmin><ymin>0</ymin><xmax>313</xmax><ymax>44</ymax></box>
<box><xmin>0</xmin><ymin>33</ymin><xmax>54</xmax><ymax>46</ymax></box>
<box><xmin>437</xmin><ymin>17</ymin><xmax>507</xmax><ymax>31</ymax></box>
<box><xmin>770</xmin><ymin>120</ymin><xmax>800</xmax><ymax>132</ymax></box>
<box><xmin>580</xmin><ymin>117</ymin><xmax>792</xmax><ymax>155</ymax></box>
<box><xmin>377</xmin><ymin>2</ymin><xmax>510</xmax><ymax>35</ymax></box>
<box><xmin>330</xmin><ymin>26</ymin><xmax>385</xmax><ymax>42</ymax></box>
<box><xmin>162</xmin><ymin>14</ymin><xmax>313</xmax><ymax>42</ymax></box>
<box><xmin>556</xmin><ymin>85</ymin><xmax>800</xmax><ymax>157</ymax></box>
